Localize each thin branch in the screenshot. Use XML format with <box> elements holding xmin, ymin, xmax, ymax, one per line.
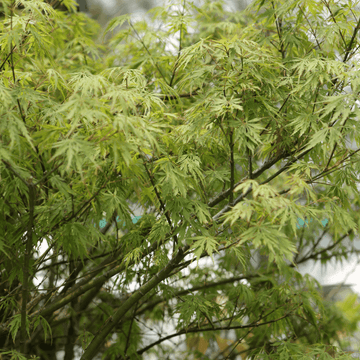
<box><xmin>299</xmin><ymin>248</ymin><xmax>360</xmax><ymax>265</ymax></box>
<box><xmin>35</xmin><ymin>247</ymin><xmax>122</xmax><ymax>272</ymax></box>
<box><xmin>300</xmin><ymin>227</ymin><xmax>328</xmax><ymax>262</ymax></box>
<box><xmin>229</xmin><ymin>128</ymin><xmax>235</xmax><ymax>204</ymax></box>
<box><xmin>212</xmin><ymin>146</ymin><xmax>310</xmax><ymax>222</ymax></box>
<box><xmin>157</xmin><ymin>88</ymin><xmax>200</xmax><ymax>100</ymax></box>
<box><xmin>9</xmin><ymin>10</ymin><xmax>27</xmax><ymax>126</ymax></box>
<box><xmin>298</xmin><ymin>5</ymin><xmax>322</xmax><ymax>50</ymax></box>
<box><xmin>136</xmin><ymin>274</ymin><xmax>255</xmax><ymax>316</ymax></box>
<box><xmin>129</xmin><ymin>21</ymin><xmax>168</xmax><ymax>85</ymax></box>
<box><xmin>34</xmin><ymin>160</ymin><xmax>64</xmax><ymax>186</ymax></box>
<box><xmin>124</xmin><ymin>299</ymin><xmax>140</xmax><ymax>356</ymax></box>
<box><xmin>38</xmin><ymin>177</ymin><xmax>109</xmax><ymax>241</ymax></box>
<box><xmin>207</xmin><ymin>151</ymin><xmax>290</xmax><ymax>209</ymax></box>
<box><xmin>79</xmin><ymin>245</ymin><xmax>189</xmax><ymax>360</ymax></box>
<box><xmin>247</xmin><ymin>145</ymin><xmax>252</xmax><ymax>180</ymax></box>
<box><xmin>27</xmin><ymin>236</ymin><xmax>164</xmax><ymax>322</ymax></box>
<box><xmin>270</xmin><ymin>146</ymin><xmax>360</xmax><ymax>203</ymax></box>
<box><xmin>136</xmin><ymin>311</ymin><xmax>294</xmax><ymax>356</ymax></box>
<box><xmin>59</xmin><ymin>210</ymin><xmax>119</xmax><ymax>296</ymax></box>
<box><xmin>259</xmin><ymin>57</ymin><xmax>318</xmax><ymax>138</ymax></box>
<box><xmin>142</xmin><ymin>154</ymin><xmax>178</xmax><ymax>251</ymax></box>
<box><xmin>295</xmin><ymin>229</ymin><xmax>353</xmax><ymax>266</ymax></box>
<box><xmin>20</xmin><ymin>181</ymin><xmax>35</xmax><ymax>354</ymax></box>
<box><xmin>324</xmin><ymin>141</ymin><xmax>339</xmax><ymax>171</ymax></box>
<box><xmin>64</xmin><ymin>259</ymin><xmax>78</xmax><ymax>360</ymax></box>
<box><xmin>169</xmin><ymin>0</ymin><xmax>185</xmax><ymax>88</ymax></box>
<box><xmin>0</xmin><ymin>45</ymin><xmax>15</xmax><ymax>72</ymax></box>
<box><xmin>313</xmin><ymin>147</ymin><xmax>360</xmax><ymax>182</ymax></box>
<box><xmin>294</xmin><ymin>225</ymin><xmax>306</xmax><ymax>264</ymax></box>
<box><xmin>224</xmin><ymin>329</ymin><xmax>253</xmax><ymax>360</ymax></box>
<box><xmin>324</xmin><ymin>93</ymin><xmax>357</xmax><ymax>171</ymax></box>
<box><xmin>1</xmin><ymin>160</ymin><xmax>29</xmax><ymax>186</ymax></box>
<box><xmin>272</xmin><ymin>1</ymin><xmax>286</xmax><ymax>59</ymax></box>
<box><xmin>321</xmin><ymin>0</ymin><xmax>347</xmax><ymax>48</ymax></box>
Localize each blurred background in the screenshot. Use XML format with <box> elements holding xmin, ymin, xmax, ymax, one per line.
<box><xmin>76</xmin><ymin>0</ymin><xmax>252</xmax><ymax>29</ymax></box>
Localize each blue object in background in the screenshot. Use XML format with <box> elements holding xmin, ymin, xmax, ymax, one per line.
<box><xmin>94</xmin><ymin>214</ymin><xmax>143</xmax><ymax>228</ymax></box>
<box><xmin>132</xmin><ymin>216</ymin><xmax>142</xmax><ymax>224</ymax></box>
<box><xmin>296</xmin><ymin>217</ymin><xmax>328</xmax><ymax>229</ymax></box>
<box><xmin>99</xmin><ymin>219</ymin><xmax>107</xmax><ymax>228</ymax></box>
<box><xmin>116</xmin><ymin>216</ymin><xmax>126</xmax><ymax>226</ymax></box>
<box><xmin>321</xmin><ymin>218</ymin><xmax>329</xmax><ymax>227</ymax></box>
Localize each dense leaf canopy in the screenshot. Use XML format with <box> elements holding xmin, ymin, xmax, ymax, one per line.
<box><xmin>1</xmin><ymin>0</ymin><xmax>360</xmax><ymax>359</ymax></box>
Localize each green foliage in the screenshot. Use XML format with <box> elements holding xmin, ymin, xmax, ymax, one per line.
<box><xmin>9</xmin><ymin>314</ymin><xmax>29</xmax><ymax>343</ymax></box>
<box><xmin>1</xmin><ymin>0</ymin><xmax>360</xmax><ymax>359</ymax></box>
<box><xmin>78</xmin><ymin>330</ymin><xmax>95</xmax><ymax>351</ymax></box>
<box><xmin>336</xmin><ymin>294</ymin><xmax>360</xmax><ymax>335</ymax></box>
<box><xmin>32</xmin><ymin>316</ymin><xmax>52</xmax><ymax>344</ymax></box>
<box><xmin>0</xmin><ymin>350</ymin><xmax>30</xmax><ymax>360</ymax></box>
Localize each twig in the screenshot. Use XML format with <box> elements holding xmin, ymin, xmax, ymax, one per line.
<box><xmin>141</xmin><ymin>153</ymin><xmax>178</xmax><ymax>252</ymax></box>
<box><xmin>20</xmin><ymin>181</ymin><xmax>35</xmax><ymax>354</ymax></box>
<box><xmin>129</xmin><ymin>21</ymin><xmax>168</xmax><ymax>85</ymax></box>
